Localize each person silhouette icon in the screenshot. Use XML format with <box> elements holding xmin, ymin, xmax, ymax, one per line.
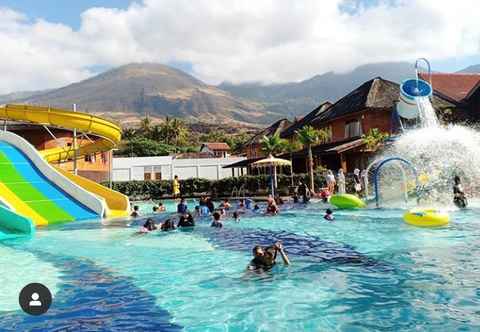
<box><xmin>29</xmin><ymin>292</ymin><xmax>42</xmax><ymax>307</ymax></box>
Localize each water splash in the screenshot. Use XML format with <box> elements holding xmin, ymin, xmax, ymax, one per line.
<box><xmin>383</xmin><ymin>125</ymin><xmax>480</xmax><ymax>206</ymax></box>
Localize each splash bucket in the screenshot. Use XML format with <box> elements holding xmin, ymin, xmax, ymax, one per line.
<box><xmin>397</xmin><ymin>79</ymin><xmax>432</xmax><ymax>119</ymax></box>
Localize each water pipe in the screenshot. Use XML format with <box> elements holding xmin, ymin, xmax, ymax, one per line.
<box><xmin>415</xmin><ymin>58</ymin><xmax>432</xmax><ymax>89</ymax></box>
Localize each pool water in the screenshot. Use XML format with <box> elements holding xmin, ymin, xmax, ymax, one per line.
<box><xmin>1</xmin><ymin>202</ymin><xmax>480</xmax><ymax>331</ymax></box>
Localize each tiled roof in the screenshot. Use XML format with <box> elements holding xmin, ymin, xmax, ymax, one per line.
<box><xmin>202</xmin><ymin>142</ymin><xmax>230</xmax><ymax>150</ymax></box>
<box><xmin>419</xmin><ymin>73</ymin><xmax>480</xmax><ymax>102</ymax></box>
<box><xmin>280</xmin><ymin>101</ymin><xmax>332</xmax><ymax>138</ymax></box>
<box><xmin>244</xmin><ymin>118</ymin><xmax>292</xmax><ymax>146</ymax></box>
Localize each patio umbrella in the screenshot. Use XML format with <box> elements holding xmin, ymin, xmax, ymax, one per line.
<box><xmin>252</xmin><ymin>155</ymin><xmax>292</xmax><ymax>196</ymax></box>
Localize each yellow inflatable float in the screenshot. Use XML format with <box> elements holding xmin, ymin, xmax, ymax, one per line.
<box><xmin>403</xmin><ymin>209</ymin><xmax>449</xmax><ymax>227</ymax></box>
<box><xmin>330</xmin><ymin>194</ymin><xmax>366</xmax><ymax>209</ymax></box>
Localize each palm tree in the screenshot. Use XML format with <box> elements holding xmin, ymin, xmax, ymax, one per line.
<box><xmin>260</xmin><ymin>132</ymin><xmax>286</xmax><ymax>156</ymax></box>
<box><xmin>140</xmin><ymin>115</ymin><xmax>152</xmax><ymax>137</ymax></box>
<box><xmin>121</xmin><ymin>127</ymin><xmax>137</xmax><ymax>141</ymax></box>
<box><xmin>284</xmin><ymin>140</ymin><xmax>303</xmax><ymax>186</ymax></box>
<box><xmin>296</xmin><ymin>125</ymin><xmax>329</xmax><ymax>192</ymax></box>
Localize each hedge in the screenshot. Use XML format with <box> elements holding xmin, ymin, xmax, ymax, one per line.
<box><xmin>104</xmin><ymin>174</ymin><xmax>356</xmax><ymax>200</ymax></box>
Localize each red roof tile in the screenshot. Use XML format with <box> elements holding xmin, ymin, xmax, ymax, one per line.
<box><xmin>419</xmin><ymin>73</ymin><xmax>480</xmax><ymax>102</ymax></box>
<box><xmin>202</xmin><ymin>142</ymin><xmax>230</xmax><ymax>151</ymax></box>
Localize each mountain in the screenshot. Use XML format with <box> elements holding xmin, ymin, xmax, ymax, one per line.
<box><xmin>14</xmin><ymin>63</ymin><xmax>273</xmax><ymax>126</ymax></box>
<box><xmin>0</xmin><ymin>89</ymin><xmax>52</xmax><ymax>105</ymax></box>
<box><xmin>457</xmin><ymin>64</ymin><xmax>480</xmax><ymax>73</ymax></box>
<box><xmin>219</xmin><ymin>62</ymin><xmax>415</xmax><ymax>117</ymax></box>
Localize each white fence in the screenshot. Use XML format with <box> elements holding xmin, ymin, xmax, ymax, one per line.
<box><xmin>113</xmin><ymin>156</ymin><xmax>246</xmax><ymax>182</ymax></box>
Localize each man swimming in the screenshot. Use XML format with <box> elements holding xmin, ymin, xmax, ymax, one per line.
<box><xmin>247</xmin><ymin>241</ymin><xmax>290</xmax><ymax>271</ymax></box>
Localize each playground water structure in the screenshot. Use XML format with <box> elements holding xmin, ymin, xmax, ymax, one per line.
<box><xmin>0</xmin><ymin>104</ymin><xmax>130</xmax><ymax>237</ymax></box>
<box><xmin>368</xmin><ymin>59</ymin><xmax>480</xmax><ymax>208</ymax></box>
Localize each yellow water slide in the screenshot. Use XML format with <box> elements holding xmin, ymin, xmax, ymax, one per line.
<box><xmin>0</xmin><ymin>104</ymin><xmax>130</xmax><ymax>218</ymax></box>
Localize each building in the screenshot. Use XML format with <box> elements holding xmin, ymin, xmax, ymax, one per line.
<box><xmin>240</xmin><ymin>118</ymin><xmax>291</xmax><ymax>159</ymax></box>
<box><xmin>199</xmin><ymin>142</ymin><xmax>231</xmax><ymax>158</ymax></box>
<box><xmin>112</xmin><ymin>155</ymin><xmax>246</xmax><ymax>182</ymax></box>
<box><xmin>227</xmin><ymin>76</ymin><xmax>457</xmax><ymax>175</ymax></box>
<box><xmin>7</xmin><ymin>123</ymin><xmax>112</xmax><ymax>182</ymax></box>
<box><xmin>418</xmin><ymin>72</ymin><xmax>480</xmax><ymax>123</ymax></box>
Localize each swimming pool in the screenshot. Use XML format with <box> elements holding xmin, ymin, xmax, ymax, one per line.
<box><xmin>1</xmin><ymin>201</ymin><xmax>479</xmax><ymax>331</ymax></box>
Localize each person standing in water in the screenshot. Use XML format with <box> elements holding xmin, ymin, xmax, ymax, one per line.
<box><xmin>337</xmin><ymin>169</ymin><xmax>346</xmax><ymax>194</ymax></box>
<box><xmin>326</xmin><ymin>170</ymin><xmax>336</xmax><ymax>195</ymax></box>
<box><xmin>453</xmin><ymin>175</ymin><xmax>468</xmax><ymax>208</ymax></box>
<box><xmin>353</xmin><ymin>169</ymin><xmax>362</xmax><ymax>196</ymax></box>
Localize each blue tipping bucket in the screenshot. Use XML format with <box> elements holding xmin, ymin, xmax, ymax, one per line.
<box><xmin>397</xmin><ymin>78</ymin><xmax>432</xmax><ymax>119</ymax></box>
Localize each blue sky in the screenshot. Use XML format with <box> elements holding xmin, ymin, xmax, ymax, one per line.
<box><xmin>0</xmin><ymin>0</ymin><xmax>134</xmax><ymax>29</ymax></box>
<box><xmin>0</xmin><ymin>0</ymin><xmax>478</xmax><ymax>93</ymax></box>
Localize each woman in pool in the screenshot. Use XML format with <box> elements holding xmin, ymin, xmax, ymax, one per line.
<box><xmin>219</xmin><ymin>199</ymin><xmax>231</xmax><ymax>210</ymax></box>
<box><xmin>266</xmin><ymin>198</ymin><xmax>279</xmax><ymax>215</ymax></box>
<box><xmin>157</xmin><ymin>202</ymin><xmax>166</xmax><ymax>212</ymax></box>
<box><xmin>248</xmin><ymin>241</ymin><xmax>290</xmax><ymax>271</ymax></box>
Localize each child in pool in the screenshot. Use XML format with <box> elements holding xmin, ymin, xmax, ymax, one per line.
<box><xmin>324</xmin><ymin>209</ymin><xmax>334</xmax><ymax>221</ymax></box>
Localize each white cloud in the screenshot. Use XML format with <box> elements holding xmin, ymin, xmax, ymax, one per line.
<box><xmin>0</xmin><ymin>0</ymin><xmax>479</xmax><ymax>93</ymax></box>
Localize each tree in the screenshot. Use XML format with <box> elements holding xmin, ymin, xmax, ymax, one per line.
<box><xmin>284</xmin><ymin>140</ymin><xmax>303</xmax><ymax>186</ymax></box>
<box><xmin>139</xmin><ymin>116</ymin><xmax>152</xmax><ymax>136</ymax></box>
<box><xmin>296</xmin><ymin>125</ymin><xmax>329</xmax><ymax>192</ymax></box>
<box><xmin>362</xmin><ymin>128</ymin><xmax>389</xmax><ymax>150</ymax></box>
<box><xmin>122</xmin><ymin>127</ymin><xmax>137</xmax><ymax>141</ymax></box>
<box><xmin>116</xmin><ymin>137</ymin><xmax>175</xmax><ymax>157</ymax></box>
<box><xmin>260</xmin><ymin>132</ymin><xmax>287</xmax><ymax>156</ymax></box>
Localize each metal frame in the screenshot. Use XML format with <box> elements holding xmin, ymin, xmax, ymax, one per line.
<box><xmin>373</xmin><ymin>157</ymin><xmax>419</xmax><ymax>208</ymax></box>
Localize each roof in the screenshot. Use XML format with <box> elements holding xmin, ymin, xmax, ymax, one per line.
<box><xmin>223</xmin><ymin>157</ymin><xmax>263</xmax><ymax>168</ymax></box>
<box><xmin>312</xmin><ymin>77</ymin><xmax>455</xmax><ymax>126</ymax></box>
<box><xmin>201</xmin><ymin>142</ymin><xmax>230</xmax><ymax>151</ymax></box>
<box><xmin>312</xmin><ymin>77</ymin><xmax>399</xmax><ymax>124</ymax></box>
<box><xmin>281</xmin><ymin>137</ymin><xmax>365</xmax><ymax>159</ymax></box>
<box><xmin>419</xmin><ymin>73</ymin><xmax>480</xmax><ymax>102</ymax></box>
<box><xmin>280</xmin><ymin>101</ymin><xmax>332</xmax><ymax>138</ymax></box>
<box><xmin>243</xmin><ymin>118</ymin><xmax>292</xmax><ymax>147</ymax></box>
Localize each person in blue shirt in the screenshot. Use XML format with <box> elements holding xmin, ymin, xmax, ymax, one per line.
<box><xmin>177</xmin><ymin>198</ymin><xmax>188</xmax><ymax>214</ymax></box>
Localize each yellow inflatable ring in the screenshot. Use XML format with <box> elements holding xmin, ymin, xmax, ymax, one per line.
<box><xmin>403</xmin><ymin>209</ymin><xmax>449</xmax><ymax>227</ymax></box>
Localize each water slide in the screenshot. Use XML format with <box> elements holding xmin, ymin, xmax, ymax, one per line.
<box><xmin>0</xmin><ymin>104</ymin><xmax>130</xmax><ymax>232</ymax></box>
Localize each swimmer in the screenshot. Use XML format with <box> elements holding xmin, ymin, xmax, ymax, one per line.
<box><xmin>158</xmin><ymin>202</ymin><xmax>166</xmax><ymax>212</ymax></box>
<box><xmin>138</xmin><ymin>218</ymin><xmax>156</xmax><ymax>234</ymax></box>
<box><xmin>177</xmin><ymin>198</ymin><xmax>188</xmax><ymax>214</ymax></box>
<box><xmin>324</xmin><ymin>208</ymin><xmax>334</xmax><ymax>221</ymax></box>
<box><xmin>253</xmin><ymin>204</ymin><xmax>260</xmax><ymax>212</ymax></box>
<box><xmin>453</xmin><ymin>175</ymin><xmax>468</xmax><ymax>208</ymax></box>
<box><xmin>233</xmin><ymin>211</ymin><xmax>240</xmax><ymax>222</ymax></box>
<box><xmin>211</xmin><ymin>212</ymin><xmax>223</xmax><ymax>228</ymax></box>
<box><xmin>130</xmin><ymin>205</ymin><xmax>140</xmax><ymax>218</ymax></box>
<box><xmin>152</xmin><ymin>205</ymin><xmax>159</xmax><ymax>213</ymax></box>
<box><xmin>160</xmin><ymin>219</ymin><xmax>176</xmax><ymax>231</ymax></box>
<box><xmin>266</xmin><ymin>199</ymin><xmax>279</xmax><ymax>215</ymax></box>
<box><xmin>247</xmin><ymin>241</ymin><xmax>290</xmax><ymax>271</ymax></box>
<box><xmin>220</xmin><ymin>199</ymin><xmax>231</xmax><ymax>210</ymax></box>
<box><xmin>178</xmin><ymin>213</ymin><xmax>195</xmax><ymax>228</ymax></box>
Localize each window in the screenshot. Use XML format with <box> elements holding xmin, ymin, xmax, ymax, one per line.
<box><xmin>345</xmin><ymin>120</ymin><xmax>363</xmax><ymax>138</ymax></box>
<box><xmin>84</xmin><ymin>154</ymin><xmax>96</xmax><ymax>163</ymax></box>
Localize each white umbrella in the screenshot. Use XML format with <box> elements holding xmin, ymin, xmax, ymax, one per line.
<box><xmin>252</xmin><ymin>155</ymin><xmax>292</xmax><ymax>196</ymax></box>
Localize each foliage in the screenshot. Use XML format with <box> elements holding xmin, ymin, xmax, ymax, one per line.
<box><xmin>295</xmin><ymin>125</ymin><xmax>329</xmax><ymax>146</ymax></box>
<box><xmin>106</xmin><ymin>174</ymin><xmax>333</xmax><ymax>199</ymax></box>
<box><xmin>260</xmin><ymin>132</ymin><xmax>287</xmax><ymax>155</ymax></box>
<box><xmin>295</xmin><ymin>125</ymin><xmax>330</xmax><ymax>191</ymax></box>
<box><xmin>362</xmin><ymin>128</ymin><xmax>389</xmax><ymax>150</ymax></box>
<box><xmin>116</xmin><ymin>137</ymin><xmax>177</xmax><ymax>157</ymax></box>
